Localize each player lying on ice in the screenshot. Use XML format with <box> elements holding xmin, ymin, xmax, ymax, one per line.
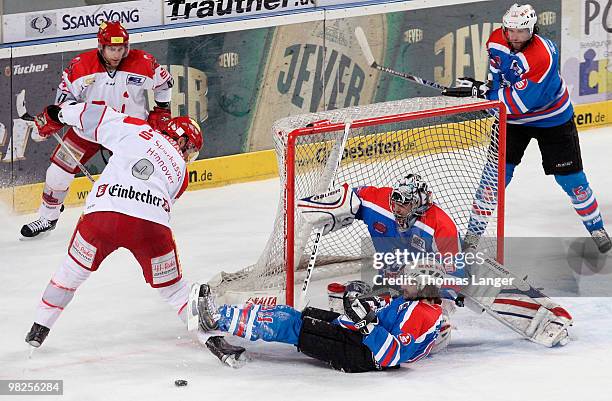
<box><xmin>190</xmin><ymin>174</ymin><xmax>574</xmax><ymax>370</ymax></box>
<box><xmin>25</xmin><ymin>101</ymin><xmax>245</xmax><ymax>366</ymax></box>
<box><xmin>193</xmin><ymin>278</ymin><xmax>449</xmax><ymax>373</ymax></box>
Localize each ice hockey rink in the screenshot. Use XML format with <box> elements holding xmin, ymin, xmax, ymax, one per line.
<box><xmin>2</xmin><ymin>126</ymin><xmax>611</xmax><ymax>401</ymax></box>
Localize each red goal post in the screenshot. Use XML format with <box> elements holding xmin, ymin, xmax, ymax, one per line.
<box><xmin>210</xmin><ymin>97</ymin><xmax>506</xmax><ymax>307</ymax></box>
<box><xmin>285</xmin><ymin>99</ymin><xmax>506</xmax><ymax>305</ymax></box>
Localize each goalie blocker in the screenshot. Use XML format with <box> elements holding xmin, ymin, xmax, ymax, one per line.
<box><xmin>298</xmin><ymin>183</ymin><xmax>361</xmax><ymax>236</ymax></box>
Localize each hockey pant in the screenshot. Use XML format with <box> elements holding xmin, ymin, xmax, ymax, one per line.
<box><xmin>217</xmin><ymin>305</ymin><xmax>382</xmax><ymax>372</ymax></box>
<box><xmin>34</xmin><ymin>212</ymin><xmax>191</xmax><ymax>329</ymax></box>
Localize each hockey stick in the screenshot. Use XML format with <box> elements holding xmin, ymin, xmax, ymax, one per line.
<box><xmin>354</xmin><ymin>27</ymin><xmax>448</xmax><ymax>91</ymax></box>
<box><xmin>16</xmin><ymin>90</ymin><xmax>95</xmax><ymax>183</ymax></box>
<box><xmin>298</xmin><ymin>119</ymin><xmax>352</xmax><ymax>309</ymax></box>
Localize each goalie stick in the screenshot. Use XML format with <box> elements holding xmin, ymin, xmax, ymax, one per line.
<box><xmin>16</xmin><ymin>90</ymin><xmax>95</xmax><ymax>183</ymax></box>
<box><xmin>298</xmin><ymin>119</ymin><xmax>352</xmax><ymax>309</ymax></box>
<box><xmin>354</xmin><ymin>27</ymin><xmax>448</xmax><ymax>91</ymax></box>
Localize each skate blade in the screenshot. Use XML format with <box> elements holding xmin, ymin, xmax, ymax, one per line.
<box><xmin>223</xmin><ymin>353</ymin><xmax>250</xmax><ymax>369</ymax></box>
<box><xmin>19</xmin><ymin>231</ymin><xmax>53</xmax><ymax>241</ymax></box>
<box><xmin>187</xmin><ymin>282</ymin><xmax>201</xmax><ymax>332</ymax></box>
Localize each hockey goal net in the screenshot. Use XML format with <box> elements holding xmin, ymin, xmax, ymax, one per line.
<box><xmin>210</xmin><ymin>96</ymin><xmax>506</xmax><ymax>306</ymax></box>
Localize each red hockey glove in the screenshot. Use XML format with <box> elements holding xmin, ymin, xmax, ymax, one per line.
<box><xmin>147</xmin><ymin>106</ymin><xmax>171</xmax><ymax>131</ymax></box>
<box><xmin>34</xmin><ymin>105</ymin><xmax>64</xmax><ymax>138</ymax></box>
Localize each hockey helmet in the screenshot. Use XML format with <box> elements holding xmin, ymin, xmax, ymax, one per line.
<box><xmin>163</xmin><ymin>116</ymin><xmax>203</xmax><ymax>162</ymax></box>
<box><xmin>390</xmin><ymin>174</ymin><xmax>432</xmax><ymax>231</ymax></box>
<box><xmin>503</xmin><ymin>4</ymin><xmax>538</xmax><ymax>35</ymax></box>
<box><xmin>97</xmin><ymin>21</ymin><xmax>130</xmax><ymax>57</ymax></box>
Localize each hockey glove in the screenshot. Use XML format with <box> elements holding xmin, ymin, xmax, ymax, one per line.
<box><xmin>147</xmin><ymin>106</ymin><xmax>171</xmax><ymax>131</ymax></box>
<box><xmin>442</xmin><ymin>77</ymin><xmax>489</xmax><ymax>99</ymax></box>
<box><xmin>344</xmin><ymin>296</ymin><xmax>379</xmax><ymax>335</ymax></box>
<box><xmin>34</xmin><ymin>105</ymin><xmax>64</xmax><ymax>138</ymax></box>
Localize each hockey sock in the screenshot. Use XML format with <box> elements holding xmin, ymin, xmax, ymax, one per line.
<box><xmin>554</xmin><ymin>171</ymin><xmax>604</xmax><ymax>232</ymax></box>
<box><xmin>465</xmin><ymin>160</ymin><xmax>502</xmax><ymax>236</ymax></box>
<box><xmin>35</xmin><ymin>257</ymin><xmax>91</xmax><ymax>329</ymax></box>
<box><xmin>217</xmin><ymin>304</ymin><xmax>302</xmax><ymax>345</ymax></box>
<box><xmin>505</xmin><ymin>163</ymin><xmax>516</xmax><ymax>187</ymax></box>
<box><xmin>38</xmin><ymin>164</ymin><xmax>74</xmax><ymax>221</ymax></box>
<box><xmin>157</xmin><ymin>279</ymin><xmax>190</xmax><ymax>323</ymax></box>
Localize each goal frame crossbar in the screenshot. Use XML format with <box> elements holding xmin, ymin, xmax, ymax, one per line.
<box><xmin>285</xmin><ymin>100</ymin><xmax>507</xmax><ymax>305</ymax></box>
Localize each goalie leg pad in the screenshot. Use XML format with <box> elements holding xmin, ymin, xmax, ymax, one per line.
<box><xmin>298</xmin><ymin>183</ymin><xmax>361</xmax><ymax>235</ymax></box>
<box><xmin>297</xmin><ymin>315</ymin><xmax>380</xmax><ymax>373</ymax></box>
<box><xmin>462</xmin><ymin>258</ymin><xmax>573</xmax><ymax>347</ymax></box>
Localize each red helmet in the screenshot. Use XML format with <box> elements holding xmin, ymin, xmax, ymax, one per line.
<box><xmin>97</xmin><ymin>21</ymin><xmax>129</xmax><ymax>55</ymax></box>
<box><xmin>163</xmin><ymin>116</ymin><xmax>203</xmax><ymax>162</ymax></box>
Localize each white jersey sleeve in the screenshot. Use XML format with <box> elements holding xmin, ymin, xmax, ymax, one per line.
<box><xmin>58</xmin><ymin>102</ymin><xmax>128</xmax><ymax>152</ymax></box>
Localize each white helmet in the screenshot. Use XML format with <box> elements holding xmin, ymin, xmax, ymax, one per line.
<box><xmin>503</xmin><ymin>4</ymin><xmax>538</xmax><ymax>35</ymax></box>
<box><xmin>390</xmin><ymin>174</ymin><xmax>432</xmax><ymax>231</ymax></box>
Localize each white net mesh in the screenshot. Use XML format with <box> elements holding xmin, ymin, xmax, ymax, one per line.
<box><xmin>211</xmin><ymin>96</ymin><xmax>504</xmax><ymax>304</ymax></box>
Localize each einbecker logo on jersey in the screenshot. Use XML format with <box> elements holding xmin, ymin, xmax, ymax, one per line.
<box><xmin>96</xmin><ymin>183</ymin><xmax>170</xmax><ymax>212</ymax></box>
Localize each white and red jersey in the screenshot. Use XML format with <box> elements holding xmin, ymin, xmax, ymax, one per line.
<box><xmin>56</xmin><ymin>49</ymin><xmax>173</xmax><ymax>119</ymax></box>
<box><xmin>59</xmin><ymin>102</ymin><xmax>188</xmax><ymax>227</ymax></box>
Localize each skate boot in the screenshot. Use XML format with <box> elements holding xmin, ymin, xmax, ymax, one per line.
<box><xmin>25</xmin><ymin>323</ymin><xmax>50</xmax><ymax>347</ymax></box>
<box><xmin>591</xmin><ymin>228</ymin><xmax>612</xmax><ymax>254</ymax></box>
<box><xmin>205</xmin><ymin>336</ymin><xmax>248</xmax><ymax>368</ymax></box>
<box><xmin>197</xmin><ymin>284</ymin><xmax>220</xmax><ymax>331</ymax></box>
<box><xmin>20</xmin><ymin>217</ymin><xmax>58</xmax><ymax>238</ymax></box>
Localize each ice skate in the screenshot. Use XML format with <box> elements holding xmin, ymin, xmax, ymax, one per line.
<box><xmin>25</xmin><ymin>322</ymin><xmax>50</xmax><ymax>348</ymax></box>
<box><xmin>591</xmin><ymin>228</ymin><xmax>612</xmax><ymax>254</ymax></box>
<box><xmin>20</xmin><ymin>217</ymin><xmax>58</xmax><ymax>238</ymax></box>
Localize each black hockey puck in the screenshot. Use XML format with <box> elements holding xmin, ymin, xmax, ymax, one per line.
<box><xmin>174</xmin><ymin>379</ymin><xmax>188</xmax><ymax>387</ymax></box>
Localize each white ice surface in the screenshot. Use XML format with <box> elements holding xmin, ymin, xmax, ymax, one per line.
<box><xmin>1</xmin><ymin>127</ymin><xmax>612</xmax><ymax>401</ymax></box>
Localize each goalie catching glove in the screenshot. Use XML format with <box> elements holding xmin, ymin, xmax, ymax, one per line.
<box><xmin>442</xmin><ymin>77</ymin><xmax>489</xmax><ymax>99</ymax></box>
<box><xmin>298</xmin><ymin>183</ymin><xmax>361</xmax><ymax>235</ymax></box>
<box><xmin>34</xmin><ymin>105</ymin><xmax>64</xmax><ymax>137</ymax></box>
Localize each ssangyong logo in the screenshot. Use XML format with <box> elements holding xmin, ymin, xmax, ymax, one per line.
<box><xmin>27</xmin><ymin>14</ymin><xmax>57</xmax><ymax>36</ymax></box>
<box><xmin>30</xmin><ymin>16</ymin><xmax>52</xmax><ymax>33</ymax></box>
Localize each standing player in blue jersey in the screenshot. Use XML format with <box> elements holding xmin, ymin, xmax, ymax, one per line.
<box><xmin>443</xmin><ymin>3</ymin><xmax>611</xmax><ymax>253</ymax></box>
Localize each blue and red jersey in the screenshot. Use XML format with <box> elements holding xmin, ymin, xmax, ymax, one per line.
<box><xmin>486</xmin><ymin>28</ymin><xmax>573</xmax><ymax>127</ymax></box>
<box><xmin>336</xmin><ymin>297</ymin><xmax>443</xmax><ymax>367</ymax></box>
<box><xmin>354</xmin><ymin>186</ymin><xmax>461</xmax><ymax>257</ymax></box>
